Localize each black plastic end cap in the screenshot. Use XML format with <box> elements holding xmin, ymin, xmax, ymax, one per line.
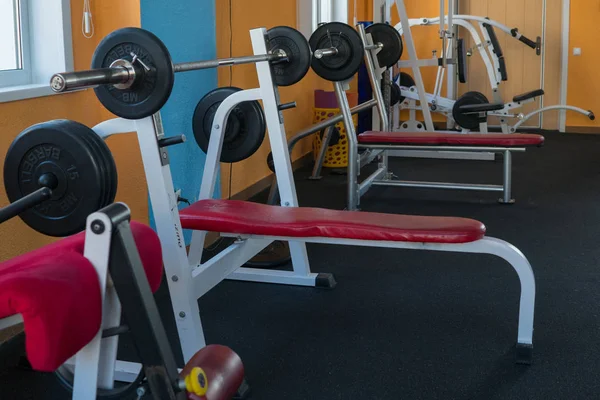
<box><xmin>589</xmin><ymin>111</ymin><xmax>595</xmax><ymax>121</ymax></box>
<box><xmin>233</xmin><ymin>378</ymin><xmax>252</xmax><ymax>399</ymax></box>
<box><xmin>511</xmin><ymin>28</ymin><xmax>518</xmax><ymax>37</ymax></box>
<box><xmin>515</xmin><ymin>343</ymin><xmax>533</xmax><ymax>365</ymax></box>
<box><xmin>316</xmin><ymin>273</ymin><xmax>337</xmax><ymax>289</ymax></box>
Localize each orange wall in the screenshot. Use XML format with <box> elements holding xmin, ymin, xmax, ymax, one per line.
<box><xmin>567</xmin><ymin>0</ymin><xmax>600</xmax><ymax>128</ymax></box>
<box><xmin>0</xmin><ymin>0</ymin><xmax>146</xmax><ymax>261</ymax></box>
<box><xmin>216</xmin><ymin>0</ymin><xmax>332</xmax><ymax>197</ymax></box>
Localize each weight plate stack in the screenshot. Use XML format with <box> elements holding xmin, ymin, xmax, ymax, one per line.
<box><xmin>365</xmin><ymin>23</ymin><xmax>403</xmax><ymax>68</ymax></box>
<box><xmin>267</xmin><ymin>26</ymin><xmax>312</xmax><ymax>87</ymax></box>
<box><xmin>4</xmin><ymin>120</ymin><xmax>117</xmax><ymax>236</ymax></box>
<box><xmin>92</xmin><ymin>27</ymin><xmax>175</xmax><ymax>120</ymax></box>
<box><xmin>193</xmin><ymin>87</ymin><xmax>267</xmax><ymax>163</ymax></box>
<box><xmin>309</xmin><ymin>22</ymin><xmax>364</xmax><ymax>82</ymax></box>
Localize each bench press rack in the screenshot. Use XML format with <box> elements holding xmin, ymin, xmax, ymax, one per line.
<box><xmin>91</xmin><ymin>26</ymin><xmax>536</xmax><ymax>372</ymax></box>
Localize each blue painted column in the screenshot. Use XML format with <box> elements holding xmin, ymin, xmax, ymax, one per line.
<box><xmin>140</xmin><ymin>0</ymin><xmax>219</xmax><ymax>242</ymax></box>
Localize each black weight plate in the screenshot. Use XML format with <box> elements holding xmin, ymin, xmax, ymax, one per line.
<box><xmin>74</xmin><ymin>124</ymin><xmax>109</xmax><ymax>208</ymax></box>
<box><xmin>79</xmin><ymin>123</ymin><xmax>118</xmax><ymax>207</ymax></box>
<box><xmin>4</xmin><ymin>120</ymin><xmax>106</xmax><ymax>236</ymax></box>
<box><xmin>309</xmin><ymin>22</ymin><xmax>364</xmax><ymax>82</ymax></box>
<box><xmin>397</xmin><ymin>72</ymin><xmax>416</xmax><ymax>103</ymax></box>
<box><xmin>266</xmin><ymin>152</ymin><xmax>275</xmax><ymax>172</ymax></box>
<box><xmin>365</xmin><ymin>23</ymin><xmax>403</xmax><ymax>68</ymax></box>
<box><xmin>390</xmin><ymin>82</ymin><xmax>401</xmax><ymax>106</ymax></box>
<box><xmin>92</xmin><ymin>28</ymin><xmax>174</xmax><ymax>120</ymax></box>
<box><xmin>452</xmin><ymin>91</ymin><xmax>490</xmax><ymax>130</ymax></box>
<box><xmin>193</xmin><ymin>87</ymin><xmax>266</xmax><ymax>163</ymax></box>
<box><xmin>267</xmin><ymin>26</ymin><xmax>311</xmax><ymax>87</ymax></box>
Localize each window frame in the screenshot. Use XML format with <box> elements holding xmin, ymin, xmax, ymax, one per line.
<box><xmin>0</xmin><ymin>0</ymin><xmax>73</xmax><ymax>103</ymax></box>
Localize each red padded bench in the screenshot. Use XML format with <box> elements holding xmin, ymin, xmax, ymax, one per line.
<box><xmin>180</xmin><ymin>199</ymin><xmax>486</xmax><ymax>244</ymax></box>
<box><xmin>357</xmin><ymin>131</ymin><xmax>545</xmax><ymax>147</ymax></box>
<box><xmin>354</xmin><ymin>131</ymin><xmax>545</xmax><ymax>205</ymax></box>
<box><xmin>0</xmin><ymin>222</ymin><xmax>163</xmax><ymax>372</ymax></box>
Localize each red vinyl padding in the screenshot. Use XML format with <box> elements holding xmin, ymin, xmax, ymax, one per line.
<box><xmin>180</xmin><ymin>200</ymin><xmax>486</xmax><ymax>244</ymax></box>
<box><xmin>358</xmin><ymin>131</ymin><xmax>545</xmax><ymax>147</ymax></box>
<box><xmin>0</xmin><ymin>222</ymin><xmax>163</xmax><ymax>372</ymax></box>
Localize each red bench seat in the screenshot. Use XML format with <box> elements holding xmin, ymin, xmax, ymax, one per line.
<box><xmin>179</xmin><ymin>200</ymin><xmax>486</xmax><ymax>244</ymax></box>
<box><xmin>0</xmin><ymin>222</ymin><xmax>163</xmax><ymax>372</ymax></box>
<box><xmin>358</xmin><ymin>131</ymin><xmax>545</xmax><ymax>147</ymax></box>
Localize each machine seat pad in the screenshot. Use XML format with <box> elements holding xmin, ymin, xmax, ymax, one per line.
<box><xmin>180</xmin><ymin>200</ymin><xmax>487</xmax><ymax>244</ymax></box>
<box><xmin>459</xmin><ymin>103</ymin><xmax>504</xmax><ymax>113</ymax></box>
<box><xmin>0</xmin><ymin>222</ymin><xmax>163</xmax><ymax>372</ymax></box>
<box><xmin>513</xmin><ymin>89</ymin><xmax>545</xmax><ymax>103</ymax></box>
<box><xmin>357</xmin><ymin>131</ymin><xmax>545</xmax><ymax>147</ymax></box>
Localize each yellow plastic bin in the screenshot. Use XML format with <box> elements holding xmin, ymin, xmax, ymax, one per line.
<box><xmin>312</xmin><ymin>90</ymin><xmax>359</xmax><ymax>168</ymax></box>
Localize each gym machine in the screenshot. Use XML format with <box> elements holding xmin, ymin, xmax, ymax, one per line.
<box><xmin>46</xmin><ymin>22</ymin><xmax>536</xmax><ymax>376</ymax></box>
<box><xmin>393</xmin><ymin>15</ymin><xmax>594</xmax><ymax>133</ymax></box>
<box><xmin>0</xmin><ymin>124</ymin><xmax>245</xmax><ymax>399</ymax></box>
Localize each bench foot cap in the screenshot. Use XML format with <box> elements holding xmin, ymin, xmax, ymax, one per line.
<box><xmin>316</xmin><ymin>273</ymin><xmax>337</xmax><ymax>289</ymax></box>
<box><xmin>516</xmin><ymin>343</ymin><xmax>533</xmax><ymax>365</ymax></box>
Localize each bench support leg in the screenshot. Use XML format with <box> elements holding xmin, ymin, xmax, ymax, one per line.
<box><xmin>500</xmin><ymin>150</ymin><xmax>515</xmax><ymax>204</ymax></box>
<box><xmin>310</xmin><ymin>125</ymin><xmax>335</xmax><ymax>180</ymax></box>
<box><xmin>479</xmin><ymin>238</ymin><xmax>535</xmax><ymax>364</ymax></box>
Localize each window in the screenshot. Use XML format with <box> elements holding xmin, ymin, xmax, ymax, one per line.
<box><xmin>0</xmin><ymin>0</ymin><xmax>73</xmax><ymax>103</ymax></box>
<box><xmin>297</xmin><ymin>0</ymin><xmax>348</xmax><ymax>38</ymax></box>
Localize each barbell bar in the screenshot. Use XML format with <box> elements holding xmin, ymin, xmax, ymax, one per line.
<box><xmin>51</xmin><ymin>51</ymin><xmax>289</xmax><ymax>94</ymax></box>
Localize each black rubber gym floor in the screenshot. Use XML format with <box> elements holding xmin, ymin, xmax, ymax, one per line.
<box><xmin>2</xmin><ymin>130</ymin><xmax>600</xmax><ymax>399</ymax></box>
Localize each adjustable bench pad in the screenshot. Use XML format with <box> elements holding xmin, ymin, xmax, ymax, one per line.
<box><xmin>0</xmin><ymin>222</ymin><xmax>163</xmax><ymax>372</ymax></box>
<box><xmin>180</xmin><ymin>200</ymin><xmax>486</xmax><ymax>244</ymax></box>
<box><xmin>358</xmin><ymin>131</ymin><xmax>545</xmax><ymax>147</ymax></box>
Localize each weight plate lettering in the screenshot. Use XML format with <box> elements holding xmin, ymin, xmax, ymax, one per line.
<box><xmin>365</xmin><ymin>23</ymin><xmax>403</xmax><ymax>68</ymax></box>
<box><xmin>267</xmin><ymin>26</ymin><xmax>311</xmax><ymax>87</ymax></box>
<box><xmin>92</xmin><ymin>28</ymin><xmax>174</xmax><ymax>119</ymax></box>
<box><xmin>193</xmin><ymin>87</ymin><xmax>266</xmax><ymax>163</ymax></box>
<box><xmin>309</xmin><ymin>22</ymin><xmax>364</xmax><ymax>82</ymax></box>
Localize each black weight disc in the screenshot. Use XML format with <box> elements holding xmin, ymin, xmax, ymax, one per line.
<box><xmin>244</xmin><ymin>240</ymin><xmax>291</xmax><ymax>269</ymax></box>
<box><xmin>390</xmin><ymin>82</ymin><xmax>401</xmax><ymax>106</ymax></box>
<box><xmin>79</xmin><ymin>123</ymin><xmax>118</xmax><ymax>207</ymax></box>
<box><xmin>365</xmin><ymin>23</ymin><xmax>403</xmax><ymax>68</ymax></box>
<box><xmin>92</xmin><ymin>27</ymin><xmax>174</xmax><ymax>120</ymax></box>
<box><xmin>266</xmin><ymin>152</ymin><xmax>275</xmax><ymax>172</ymax></box>
<box><xmin>397</xmin><ymin>72</ymin><xmax>416</xmax><ymax>103</ymax></box>
<box><xmin>4</xmin><ymin>120</ymin><xmax>106</xmax><ymax>236</ymax></box>
<box><xmin>452</xmin><ymin>91</ymin><xmax>490</xmax><ymax>130</ymax></box>
<box><xmin>193</xmin><ymin>87</ymin><xmax>266</xmax><ymax>163</ymax></box>
<box><xmin>309</xmin><ymin>22</ymin><xmax>364</xmax><ymax>82</ymax></box>
<box><xmin>75</xmin><ymin>125</ymin><xmax>109</xmax><ymax>208</ymax></box>
<box><xmin>267</xmin><ymin>26</ymin><xmax>311</xmax><ymax>86</ymax></box>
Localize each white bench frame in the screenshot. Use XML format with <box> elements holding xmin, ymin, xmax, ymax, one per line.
<box><xmin>89</xmin><ymin>27</ymin><xmax>536</xmax><ymax>368</ymax></box>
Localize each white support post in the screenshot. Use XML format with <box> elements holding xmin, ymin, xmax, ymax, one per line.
<box><xmin>247</xmin><ymin>28</ymin><xmax>312</xmax><ymax>278</ymax></box>
<box><xmin>396</xmin><ymin>0</ymin><xmax>435</xmax><ymax>131</ymax></box>
<box><xmin>559</xmin><ymin>0</ymin><xmax>570</xmax><ymax>132</ymax></box>
<box><xmin>133</xmin><ymin>116</ymin><xmax>205</xmax><ymax>362</ymax></box>
<box><xmin>71</xmin><ymin>212</ymin><xmax>115</xmax><ymax>400</ymax></box>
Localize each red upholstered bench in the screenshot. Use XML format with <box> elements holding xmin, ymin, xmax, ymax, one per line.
<box><xmin>352</xmin><ymin>131</ymin><xmax>545</xmax><ymax>206</ymax></box>
<box><xmin>180</xmin><ymin>199</ymin><xmax>486</xmax><ymax>244</ymax></box>
<box><xmin>357</xmin><ymin>131</ymin><xmax>545</xmax><ymax>147</ymax></box>
<box><xmin>0</xmin><ymin>222</ymin><xmax>163</xmax><ymax>372</ymax></box>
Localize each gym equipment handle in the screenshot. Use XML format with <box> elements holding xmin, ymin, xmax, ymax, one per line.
<box><xmin>278</xmin><ymin>102</ymin><xmax>297</xmax><ymax>111</ymax></box>
<box><xmin>0</xmin><ymin>187</ymin><xmax>52</xmax><ymax>224</ymax></box>
<box><xmin>158</xmin><ymin>135</ymin><xmax>186</xmax><ymax>148</ymax></box>
<box><xmin>518</xmin><ymin>35</ymin><xmax>537</xmax><ymax>50</ymax></box>
<box><xmin>51</xmin><ymin>68</ymin><xmax>132</xmax><ymax>92</ymax></box>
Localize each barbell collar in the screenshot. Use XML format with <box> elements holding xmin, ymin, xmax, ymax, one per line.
<box><xmin>50</xmin><ymin>66</ymin><xmax>133</xmax><ymax>93</ymax></box>
<box><xmin>314</xmin><ymin>47</ymin><xmax>339</xmax><ymax>59</ymax></box>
